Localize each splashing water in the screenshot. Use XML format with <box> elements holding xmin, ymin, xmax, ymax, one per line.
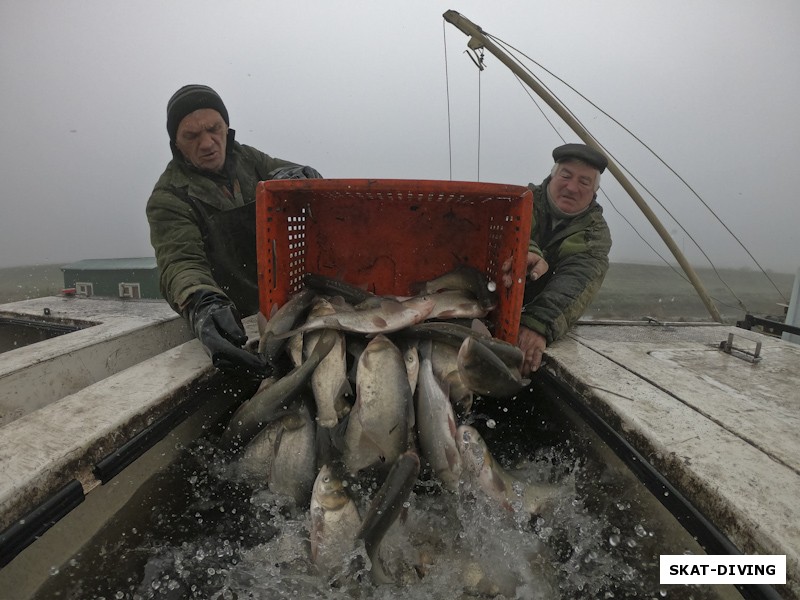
<box><xmin>31</xmin><ymin>386</ymin><xmax>736</xmax><ymax>600</ymax></box>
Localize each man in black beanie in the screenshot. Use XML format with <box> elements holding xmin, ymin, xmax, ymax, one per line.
<box><xmin>147</xmin><ymin>84</ymin><xmax>322</xmax><ymax>376</ymax></box>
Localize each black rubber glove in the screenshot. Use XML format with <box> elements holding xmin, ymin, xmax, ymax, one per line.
<box><xmin>267</xmin><ymin>165</ymin><xmax>323</xmax><ymax>180</ymax></box>
<box><xmin>186</xmin><ymin>290</ymin><xmax>268</xmax><ymax>377</ymax></box>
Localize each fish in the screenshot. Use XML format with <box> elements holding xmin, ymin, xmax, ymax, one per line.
<box><xmin>257</xmin><ymin>286</ymin><xmax>316</xmax><ymax>367</ymax></box>
<box><xmin>233</xmin><ymin>413</ymin><xmax>282</xmax><ymax>481</ymax></box>
<box><xmin>415</xmin><ymin>354</ymin><xmax>462</xmax><ymax>491</ymax></box>
<box><xmin>410</xmin><ymin>264</ymin><xmax>498</xmax><ymax>311</ymax></box>
<box><xmin>285</xmin><ymin>331</ymin><xmax>304</xmax><ymax>368</ymax></box>
<box><xmin>220</xmin><ymin>329</ymin><xmax>337</xmax><ymax>452</ymax></box>
<box><xmin>304</xmin><ymin>298</ymin><xmax>352</xmax><ymax>428</ymax></box>
<box><xmin>423</xmin><ymin>290</ymin><xmax>491</xmax><ymax>320</ymax></box>
<box><xmin>309</xmin><ymin>464</ymin><xmax>362</xmax><ymax>576</ymax></box>
<box><xmin>457</xmin><ymin>336</ymin><xmax>529</xmax><ymax>399</ymax></box>
<box><xmin>269</xmin><ymin>403</ymin><xmax>317</xmax><ymax>505</ymax></box>
<box><xmin>428</xmin><ymin>340</ymin><xmax>473</xmax><ymax>415</ymax></box>
<box><xmin>303</xmin><ymin>272</ymin><xmax>376</xmax><ymax>306</ymax></box>
<box><xmin>273</xmin><ymin>295</ymin><xmax>436</xmax><ymax>339</ymax></box>
<box><xmin>456</xmin><ymin>425</ymin><xmax>559</xmax><ymax>515</ymax></box>
<box><xmin>356</xmin><ymin>451</ymin><xmax>421</xmax><ymax>584</ymax></box>
<box><xmin>343</xmin><ymin>335</ymin><xmax>412</xmax><ymax>475</ymax></box>
<box><xmin>399</xmin><ymin>340</ymin><xmax>420</xmax><ymax>449</ymax></box>
<box><xmin>400</xmin><ymin>339</ymin><xmax>420</xmax><ymax>397</ymax></box>
<box><xmin>401</xmin><ymin>320</ymin><xmax>524</xmax><ymax>372</ymax></box>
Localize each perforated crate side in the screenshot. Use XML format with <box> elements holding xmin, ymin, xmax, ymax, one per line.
<box><xmin>256</xmin><ymin>179</ymin><xmax>532</xmax><ymax>343</ymax></box>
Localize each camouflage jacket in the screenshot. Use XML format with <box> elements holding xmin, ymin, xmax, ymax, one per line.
<box><xmin>520</xmin><ymin>177</ymin><xmax>612</xmax><ymax>343</ymax></box>
<box><xmin>146</xmin><ymin>136</ymin><xmax>296</xmax><ymax>314</ymax></box>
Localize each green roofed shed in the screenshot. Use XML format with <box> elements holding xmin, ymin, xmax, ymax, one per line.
<box><xmin>61</xmin><ymin>258</ymin><xmax>161</xmax><ymax>299</ymax></box>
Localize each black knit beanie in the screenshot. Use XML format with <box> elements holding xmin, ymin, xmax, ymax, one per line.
<box><xmin>166</xmin><ymin>84</ymin><xmax>229</xmax><ymax>142</ymax></box>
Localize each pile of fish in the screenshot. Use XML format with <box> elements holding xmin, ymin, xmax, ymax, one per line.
<box><xmin>219</xmin><ymin>266</ymin><xmax>559</xmax><ymax>590</ymax></box>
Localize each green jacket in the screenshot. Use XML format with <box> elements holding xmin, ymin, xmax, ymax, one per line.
<box><xmin>146</xmin><ymin>136</ymin><xmax>296</xmax><ymax>314</ymax></box>
<box><xmin>520</xmin><ymin>177</ymin><xmax>612</xmax><ymax>343</ymax></box>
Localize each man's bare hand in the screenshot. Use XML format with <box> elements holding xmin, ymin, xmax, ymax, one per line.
<box><xmin>501</xmin><ymin>252</ymin><xmax>549</xmax><ymax>288</ymax></box>
<box><xmin>517</xmin><ymin>326</ymin><xmax>546</xmax><ymax>376</ymax></box>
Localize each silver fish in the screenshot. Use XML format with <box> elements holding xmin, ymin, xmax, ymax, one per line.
<box><xmin>401</xmin><ymin>320</ymin><xmax>524</xmax><ymax>372</ymax></box>
<box><xmin>257</xmin><ymin>286</ymin><xmax>316</xmax><ymax>366</ymax></box>
<box><xmin>457</xmin><ymin>336</ymin><xmax>529</xmax><ymax>399</ymax></box>
<box><xmin>423</xmin><ymin>289</ymin><xmax>491</xmax><ymax>320</ymax></box>
<box><xmin>429</xmin><ymin>340</ymin><xmax>473</xmax><ymax>415</ymax></box>
<box><xmin>357</xmin><ymin>451</ymin><xmax>420</xmax><ymax>584</ymax></box>
<box><xmin>274</xmin><ymin>295</ymin><xmax>436</xmax><ymax>339</ymax></box>
<box><xmin>401</xmin><ymin>339</ymin><xmax>420</xmax><ymax>397</ymax></box>
<box><xmin>286</xmin><ymin>331</ymin><xmax>304</xmax><ymax>368</ymax></box>
<box><xmin>269</xmin><ymin>403</ymin><xmax>317</xmax><ymax>505</ymax></box>
<box><xmin>457</xmin><ymin>425</ymin><xmax>559</xmax><ymax>515</ymax></box>
<box><xmin>415</xmin><ymin>355</ymin><xmax>462</xmax><ymax>491</ymax></box>
<box><xmin>220</xmin><ymin>329</ymin><xmax>337</xmax><ymax>452</ymax></box>
<box><xmin>410</xmin><ymin>264</ymin><xmax>497</xmax><ymax>311</ymax></box>
<box><xmin>303</xmin><ymin>272</ymin><xmax>376</xmax><ymax>306</ymax></box>
<box><xmin>309</xmin><ymin>464</ymin><xmax>362</xmax><ymax>575</ymax></box>
<box><xmin>343</xmin><ymin>335</ymin><xmax>412</xmax><ymax>475</ymax></box>
<box><xmin>304</xmin><ymin>298</ymin><xmax>352</xmax><ymax>428</ymax></box>
<box><xmin>234</xmin><ymin>414</ymin><xmax>282</xmax><ymax>481</ymax></box>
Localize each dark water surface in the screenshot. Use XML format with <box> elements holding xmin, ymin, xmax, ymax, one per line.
<box><xmin>32</xmin><ymin>379</ymin><xmax>743</xmax><ymax>600</ymax></box>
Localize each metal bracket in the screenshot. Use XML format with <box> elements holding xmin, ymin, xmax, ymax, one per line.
<box><xmin>718</xmin><ymin>333</ymin><xmax>762</xmax><ymax>363</ymax></box>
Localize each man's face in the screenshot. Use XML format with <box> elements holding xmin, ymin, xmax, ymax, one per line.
<box><xmin>547</xmin><ymin>160</ymin><xmax>598</xmax><ymax>214</ymax></box>
<box><xmin>174</xmin><ymin>108</ymin><xmax>228</xmax><ymax>173</ymax></box>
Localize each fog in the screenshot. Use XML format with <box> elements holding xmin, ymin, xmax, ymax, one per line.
<box><xmin>1</xmin><ymin>0</ymin><xmax>798</xmax><ymax>274</ymax></box>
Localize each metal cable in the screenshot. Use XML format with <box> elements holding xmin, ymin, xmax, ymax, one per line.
<box><xmin>487</xmin><ymin>32</ymin><xmax>787</xmax><ymax>305</ymax></box>
<box><xmin>442</xmin><ymin>21</ymin><xmax>453</xmax><ymax>181</ymax></box>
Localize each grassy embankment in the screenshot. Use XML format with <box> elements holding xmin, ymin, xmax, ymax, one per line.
<box><xmin>0</xmin><ymin>263</ymin><xmax>794</xmax><ymax>324</ymax></box>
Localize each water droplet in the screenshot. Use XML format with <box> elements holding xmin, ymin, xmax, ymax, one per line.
<box><xmin>608</xmin><ymin>534</ymin><xmax>621</xmax><ymax>547</ymax></box>
<box><xmin>486</xmin><ymin>419</ymin><xmax>496</xmax><ymax>429</ymax></box>
<box><xmin>627</xmin><ymin>538</ymin><xmax>637</xmax><ymax>548</ymax></box>
<box><xmin>49</xmin><ymin>566</ymin><xmax>60</xmax><ymax>576</ymax></box>
<box><xmin>487</xmin><ymin>281</ymin><xmax>497</xmax><ymax>292</ymax></box>
<box><xmin>660</xmin><ymin>589</ymin><xmax>668</xmax><ymax>597</ymax></box>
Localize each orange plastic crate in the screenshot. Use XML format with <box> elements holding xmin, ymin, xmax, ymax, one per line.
<box><xmin>255</xmin><ymin>179</ymin><xmax>533</xmax><ymax>344</ymax></box>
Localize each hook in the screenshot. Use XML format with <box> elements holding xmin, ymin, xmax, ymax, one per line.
<box><xmin>464</xmin><ymin>47</ymin><xmax>485</xmax><ymax>71</ymax></box>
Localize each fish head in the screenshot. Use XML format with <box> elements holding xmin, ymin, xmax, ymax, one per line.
<box><xmin>456</xmin><ymin>425</ymin><xmax>490</xmax><ymax>477</ymax></box>
<box><xmin>311</xmin><ymin>465</ymin><xmax>352</xmax><ymax>511</ymax></box>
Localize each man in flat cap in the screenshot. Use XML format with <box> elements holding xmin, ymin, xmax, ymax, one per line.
<box><xmin>147</xmin><ymin>84</ymin><xmax>321</xmax><ymax>376</ymax></box>
<box><xmin>503</xmin><ymin>143</ymin><xmax>612</xmax><ymax>375</ymax></box>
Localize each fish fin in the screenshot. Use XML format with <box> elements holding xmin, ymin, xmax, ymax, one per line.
<box><xmin>417</xmin><ymin>338</ymin><xmax>433</xmax><ymax>362</ymax></box>
<box><xmin>408</xmin><ymin>279</ymin><xmax>429</xmax><ymax>295</ymax></box>
<box><xmin>269</xmin><ymin>302</ymin><xmax>281</xmax><ymax>319</ymax></box>
<box><xmin>328</xmin><ymin>295</ymin><xmax>351</xmax><ymax>310</ymax></box>
<box><xmin>470</xmin><ymin>318</ymin><xmax>492</xmax><ymax>337</ymax></box>
<box><xmin>257</xmin><ymin>311</ymin><xmax>269</xmax><ymax>337</ymax></box>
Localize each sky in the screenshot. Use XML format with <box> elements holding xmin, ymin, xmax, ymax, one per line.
<box><xmin>1</xmin><ymin>0</ymin><xmax>798</xmax><ymax>275</ymax></box>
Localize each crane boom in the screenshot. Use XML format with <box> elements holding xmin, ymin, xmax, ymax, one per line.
<box><xmin>443</xmin><ymin>9</ymin><xmax>723</xmax><ymax>323</ymax></box>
